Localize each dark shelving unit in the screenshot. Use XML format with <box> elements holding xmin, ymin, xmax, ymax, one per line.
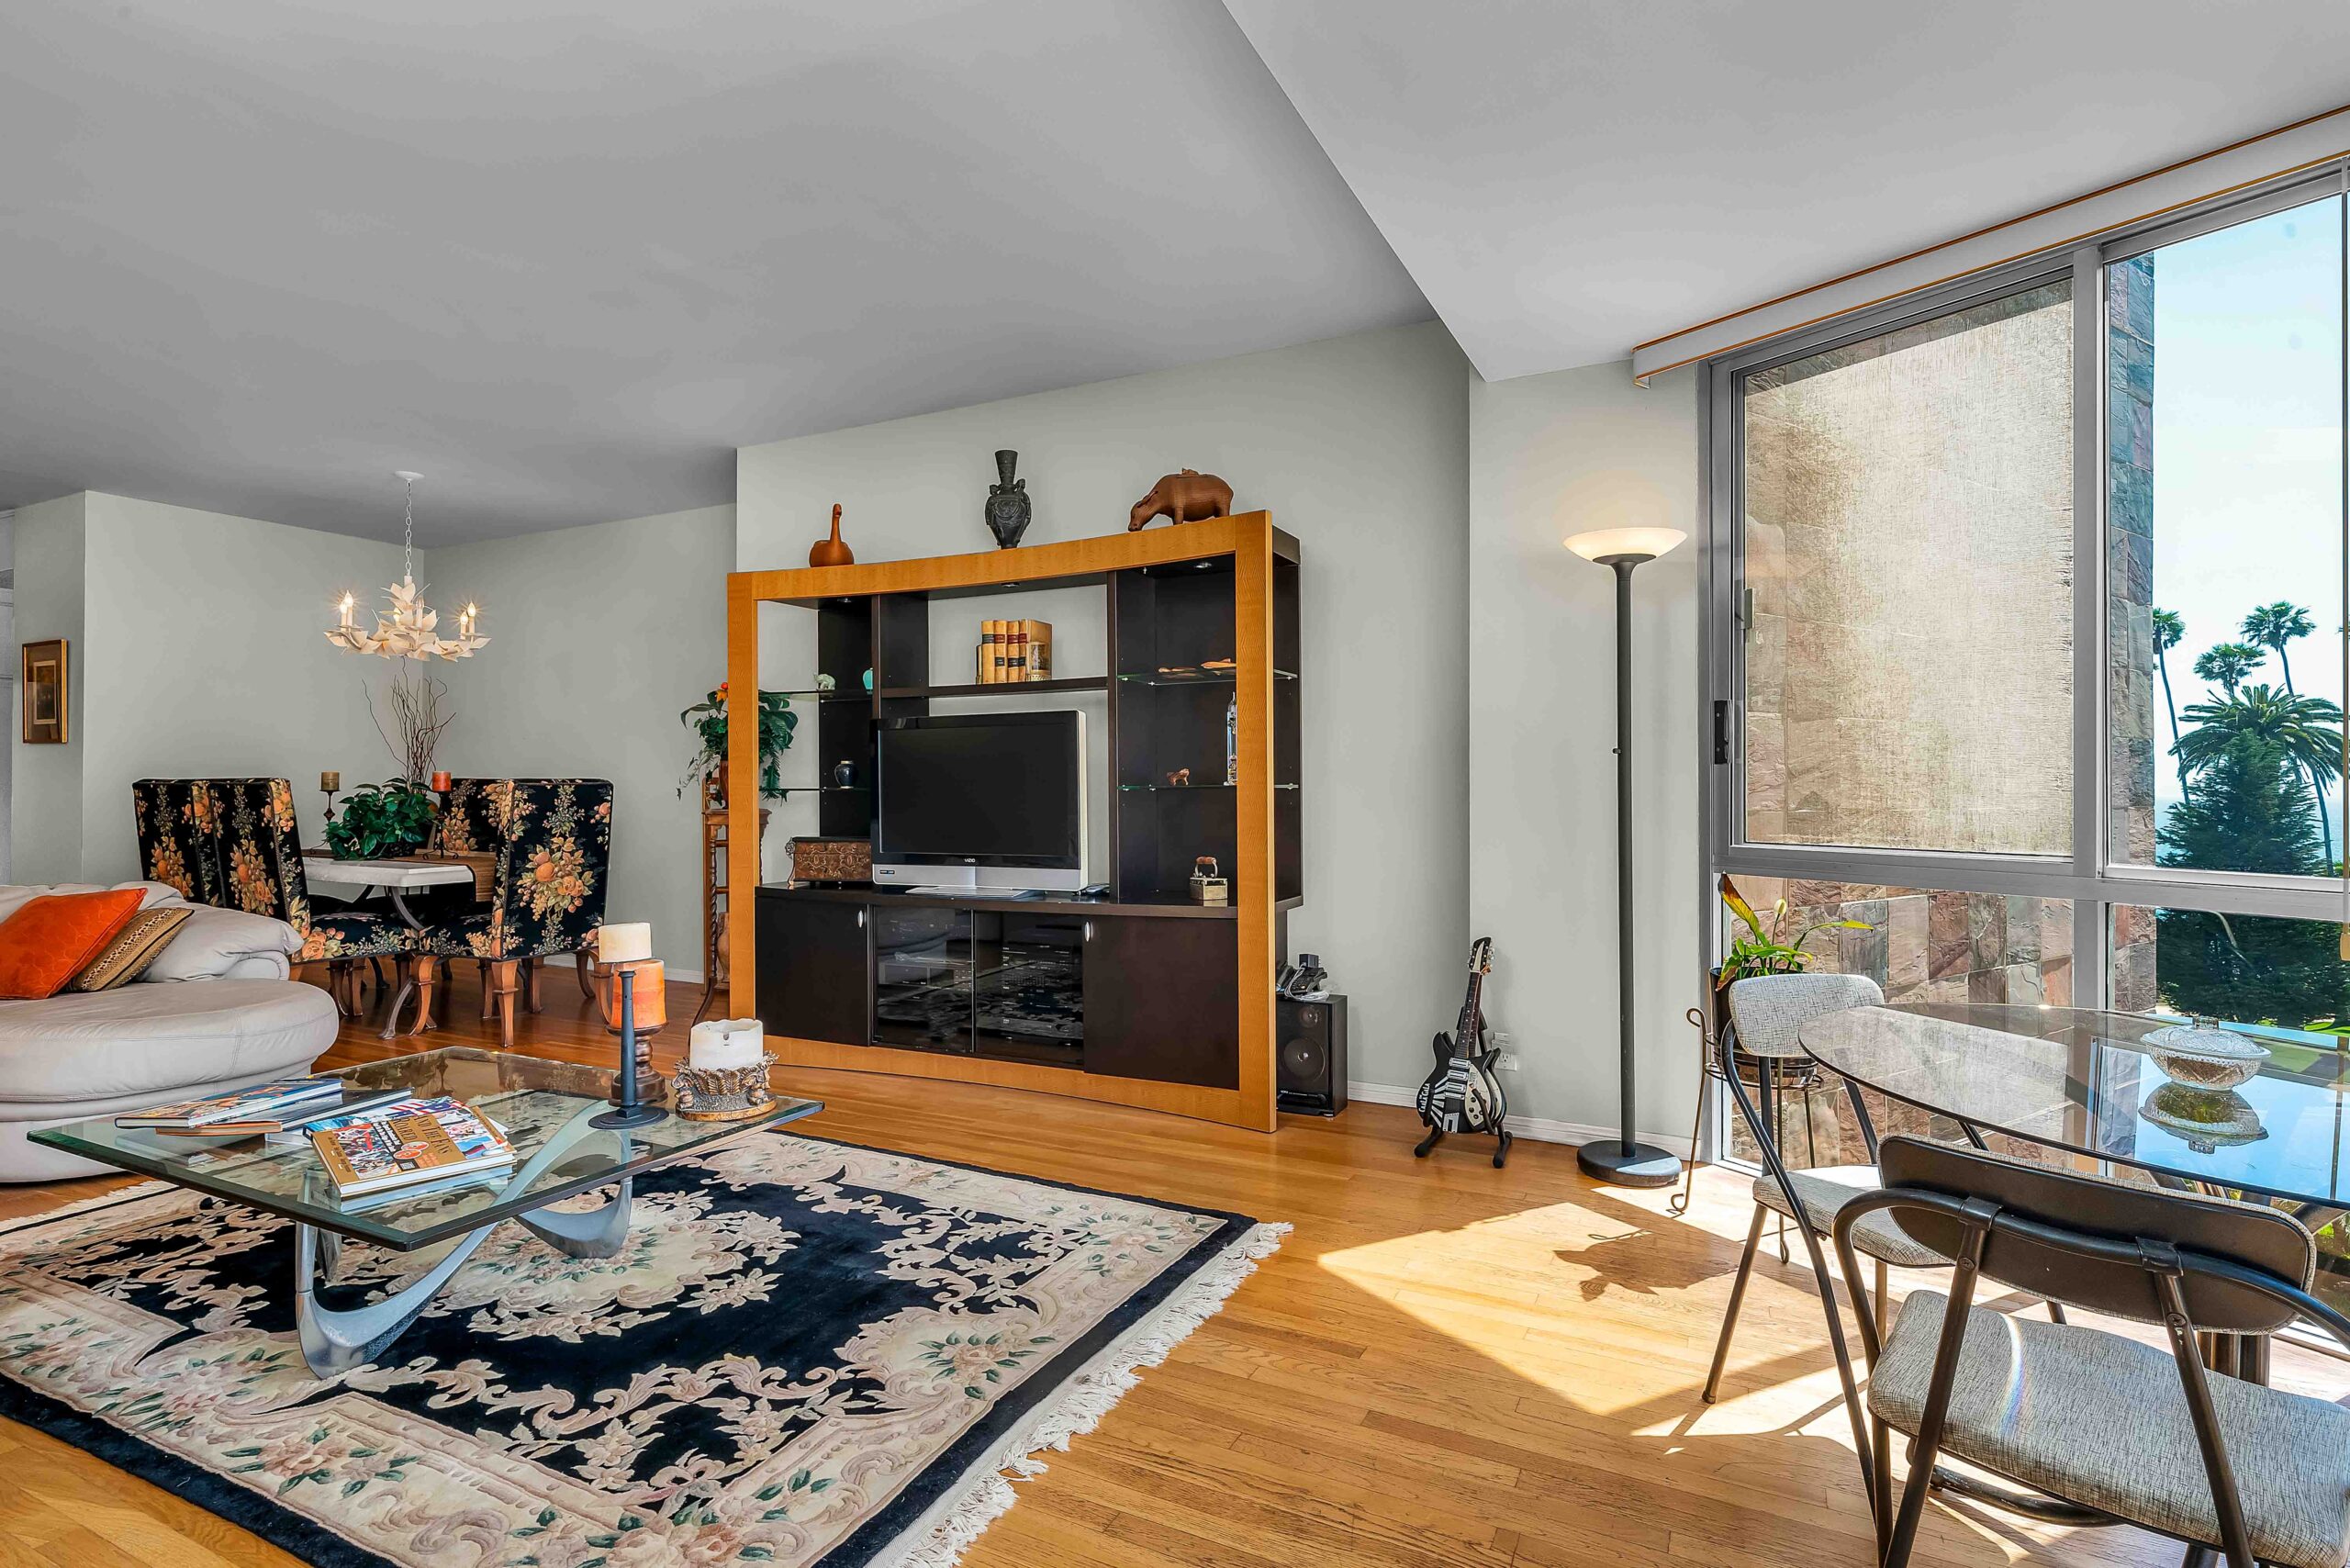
<box><xmin>731</xmin><ymin>514</ymin><xmax>1302</xmax><ymax>1130</ymax></box>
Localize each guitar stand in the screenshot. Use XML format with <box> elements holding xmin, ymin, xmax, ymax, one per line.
<box><xmin>1414</xmin><ymin>1124</ymin><xmax>1514</xmax><ymax>1169</ymax></box>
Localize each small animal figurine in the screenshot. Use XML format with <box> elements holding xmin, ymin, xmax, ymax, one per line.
<box><xmin>1128</xmin><ymin>469</ymin><xmax>1234</xmax><ymax>532</ymax></box>
<box><xmin>809</xmin><ymin>503</ymin><xmax>853</xmax><ymax>567</ymax></box>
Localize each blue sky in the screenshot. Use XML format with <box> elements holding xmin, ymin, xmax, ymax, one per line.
<box><xmin>2141</xmin><ymin>193</ymin><xmax>2344</xmax><ymax>848</ymax></box>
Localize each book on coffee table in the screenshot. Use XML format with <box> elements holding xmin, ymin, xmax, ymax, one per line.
<box><xmin>256</xmin><ymin>1088</ymin><xmax>417</xmax><ymax>1142</ymax></box>
<box><xmin>337</xmin><ymin>1165</ymin><xmax>513</xmax><ymax>1213</ymax></box>
<box><xmin>310</xmin><ymin>1096</ymin><xmax>515</xmax><ymax>1197</ymax></box>
<box><xmin>147</xmin><ymin>1086</ymin><xmax>417</xmax><ymax>1140</ymax></box>
<box><xmin>117</xmin><ymin>1075</ymin><xmax>344</xmax><ymax>1130</ymax></box>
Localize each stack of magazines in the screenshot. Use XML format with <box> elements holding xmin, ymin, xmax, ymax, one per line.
<box><xmin>115</xmin><ymin>1076</ymin><xmax>404</xmax><ymax>1138</ymax></box>
<box><xmin>308</xmin><ymin>1096</ymin><xmax>515</xmax><ymax>1197</ymax></box>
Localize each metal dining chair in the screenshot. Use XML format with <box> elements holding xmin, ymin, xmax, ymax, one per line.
<box><xmin>1834</xmin><ymin>1136</ymin><xmax>2350</xmax><ymax>1568</ymax></box>
<box><xmin>1700</xmin><ymin>973</ymin><xmax>1946</xmax><ymax>1512</ymax></box>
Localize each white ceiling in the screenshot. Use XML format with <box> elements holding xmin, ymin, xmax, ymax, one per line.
<box><xmin>10</xmin><ymin>3</ymin><xmax>2350</xmax><ymax>540</ymax></box>
<box><xmin>0</xmin><ymin>0</ymin><xmax>1426</xmax><ymax>540</ymax></box>
<box><xmin>1222</xmin><ymin>0</ymin><xmax>2350</xmax><ymax>380</ymax></box>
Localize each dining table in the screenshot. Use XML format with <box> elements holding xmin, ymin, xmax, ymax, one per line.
<box><xmin>302</xmin><ymin>853</ymin><xmax>482</xmax><ymax>1038</ymax></box>
<box><xmin>1800</xmin><ymin>1000</ymin><xmax>2350</xmax><ymax>1384</ymax></box>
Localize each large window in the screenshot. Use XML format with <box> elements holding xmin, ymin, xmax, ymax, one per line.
<box><xmin>2106</xmin><ymin>196</ymin><xmax>2344</xmax><ymax>879</ymax></box>
<box><xmin>1708</xmin><ymin>172</ymin><xmax>2350</xmax><ymax>1033</ymax></box>
<box><xmin>1741</xmin><ymin>284</ymin><xmax>2076</xmax><ymax>855</ymax></box>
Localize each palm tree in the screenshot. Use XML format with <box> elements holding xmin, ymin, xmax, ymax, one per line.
<box><xmin>2244</xmin><ymin>601</ymin><xmax>2317</xmax><ymax>691</ymax></box>
<box><xmin>2175</xmin><ymin>683</ymin><xmax>2345</xmax><ymax>869</ymax></box>
<box><xmin>2242</xmin><ymin>601</ymin><xmax>2329</xmax><ymax>862</ymax></box>
<box><xmin>2152</xmin><ymin>608</ymin><xmax>2187</xmax><ymax>801</ymax></box>
<box><xmin>2193</xmin><ymin>642</ymin><xmax>2265</xmax><ymax>698</ymax></box>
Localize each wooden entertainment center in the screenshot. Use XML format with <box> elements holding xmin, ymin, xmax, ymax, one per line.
<box><xmin>724</xmin><ymin>513</ymin><xmax>1302</xmax><ymax>1131</ymax></box>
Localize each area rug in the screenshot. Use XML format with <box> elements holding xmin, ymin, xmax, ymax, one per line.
<box><xmin>0</xmin><ymin>1133</ymin><xmax>1284</xmax><ymax>1567</ymax></box>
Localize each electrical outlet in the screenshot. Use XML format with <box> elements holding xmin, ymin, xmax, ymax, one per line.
<box><xmin>1494</xmin><ymin>1051</ymin><xmax>1520</xmax><ymax>1072</ymax></box>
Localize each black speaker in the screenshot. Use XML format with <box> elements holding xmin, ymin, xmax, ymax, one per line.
<box><xmin>1276</xmin><ymin>994</ymin><xmax>1348</xmax><ymax>1115</ymax></box>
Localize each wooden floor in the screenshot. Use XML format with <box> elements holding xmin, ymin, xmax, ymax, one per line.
<box><xmin>0</xmin><ymin>965</ymin><xmax>2341</xmax><ymax>1568</ymax></box>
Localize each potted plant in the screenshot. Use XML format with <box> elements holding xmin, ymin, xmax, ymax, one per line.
<box><xmin>1708</xmin><ymin>874</ymin><xmax>1869</xmax><ymax>1043</ymax></box>
<box><xmin>326</xmin><ymin>780</ymin><xmax>440</xmax><ymax>859</ymax></box>
<box><xmin>678</xmin><ymin>683</ymin><xmax>799</xmax><ymax>802</ymax></box>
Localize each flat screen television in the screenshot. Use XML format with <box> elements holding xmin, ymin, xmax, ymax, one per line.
<box><xmin>872</xmin><ymin>711</ymin><xmax>1088</xmax><ymax>893</ymax></box>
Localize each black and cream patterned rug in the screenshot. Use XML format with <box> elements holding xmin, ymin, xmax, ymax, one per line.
<box><xmin>0</xmin><ymin>1134</ymin><xmax>1282</xmax><ymax>1567</ymax></box>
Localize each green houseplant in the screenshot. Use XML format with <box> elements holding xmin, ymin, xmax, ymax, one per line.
<box><xmin>326</xmin><ymin>780</ymin><xmax>439</xmax><ymax>859</ymax></box>
<box><xmin>1705</xmin><ymin>874</ymin><xmax>1871</xmax><ymax>1043</ymax></box>
<box><xmin>678</xmin><ymin>683</ymin><xmax>799</xmax><ymax>801</ymax></box>
<box><xmin>1716</xmin><ymin>874</ymin><xmax>1868</xmax><ymax>991</ymax></box>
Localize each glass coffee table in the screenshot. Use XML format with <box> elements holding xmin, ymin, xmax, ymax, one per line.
<box><xmin>31</xmin><ymin>1047</ymin><xmax>822</xmax><ymax>1376</ymax></box>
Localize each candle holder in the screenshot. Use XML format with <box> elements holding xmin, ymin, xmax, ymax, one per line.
<box><xmin>426</xmin><ymin>772</ymin><xmax>453</xmax><ymax>853</ymax></box>
<box><xmin>675</xmin><ymin>1056</ymin><xmax>778</xmax><ymax>1121</ymax></box>
<box><xmin>590</xmin><ymin>958</ymin><xmax>668</xmax><ymax>1130</ymax></box>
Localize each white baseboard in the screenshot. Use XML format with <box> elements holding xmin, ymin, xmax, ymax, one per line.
<box><xmin>536</xmin><ymin>952</ymin><xmax>709</xmax><ymax>987</ymax></box>
<box><xmin>455</xmin><ymin>952</ymin><xmax>711</xmax><ymax>987</ymax></box>
<box><xmin>1344</xmin><ymin>1080</ymin><xmax>1695</xmax><ymax>1159</ymax></box>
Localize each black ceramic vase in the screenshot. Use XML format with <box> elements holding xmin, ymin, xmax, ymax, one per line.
<box><xmin>984</xmin><ymin>449</ymin><xmax>1032</xmax><ymax>549</ymax></box>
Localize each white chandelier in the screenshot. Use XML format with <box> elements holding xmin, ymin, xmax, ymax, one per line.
<box><xmin>325</xmin><ymin>471</ymin><xmax>488</xmax><ymax>660</ymax></box>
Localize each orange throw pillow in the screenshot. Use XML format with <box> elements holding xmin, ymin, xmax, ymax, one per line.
<box><xmin>0</xmin><ymin>890</ymin><xmax>148</xmax><ymax>1001</ymax></box>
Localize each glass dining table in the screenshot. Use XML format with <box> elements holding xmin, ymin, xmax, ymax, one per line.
<box><xmin>1799</xmin><ymin>1002</ymin><xmax>2350</xmax><ymax>1215</ymax></box>
<box><xmin>1800</xmin><ymin>1001</ymin><xmax>2350</xmax><ymax>1380</ymax></box>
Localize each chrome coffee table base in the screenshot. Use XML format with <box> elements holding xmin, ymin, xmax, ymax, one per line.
<box><xmin>293</xmin><ymin>1105</ymin><xmax>635</xmax><ymax>1376</ymax></box>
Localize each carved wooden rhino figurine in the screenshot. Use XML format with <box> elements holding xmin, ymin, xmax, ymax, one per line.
<box><xmin>1128</xmin><ymin>469</ymin><xmax>1234</xmax><ymax>532</ymax></box>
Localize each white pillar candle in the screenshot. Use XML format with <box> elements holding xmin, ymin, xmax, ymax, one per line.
<box><xmin>689</xmin><ymin>1018</ymin><xmax>766</xmax><ymax>1071</ymax></box>
<box><xmin>598</xmin><ymin>923</ymin><xmax>653</xmax><ymax>964</ymax></box>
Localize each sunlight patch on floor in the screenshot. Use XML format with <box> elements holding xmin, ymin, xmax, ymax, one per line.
<box><xmin>1314</xmin><ymin>1194</ymin><xmax>1853</xmax><ymax>1422</ymax></box>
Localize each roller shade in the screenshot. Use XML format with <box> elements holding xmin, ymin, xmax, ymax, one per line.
<box><xmin>1632</xmin><ymin>103</ymin><xmax>2350</xmax><ymax>384</ymax></box>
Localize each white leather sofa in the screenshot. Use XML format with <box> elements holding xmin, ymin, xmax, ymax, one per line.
<box><xmin>0</xmin><ymin>882</ymin><xmax>339</xmax><ymax>1181</ymax></box>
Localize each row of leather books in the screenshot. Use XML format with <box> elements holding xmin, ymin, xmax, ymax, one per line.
<box><xmin>977</xmin><ymin>619</ymin><xmax>1053</xmax><ymax>682</ymax></box>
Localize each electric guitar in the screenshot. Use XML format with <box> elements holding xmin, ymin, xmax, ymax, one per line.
<box><xmin>1414</xmin><ymin>936</ymin><xmax>1513</xmax><ymax>1167</ymax></box>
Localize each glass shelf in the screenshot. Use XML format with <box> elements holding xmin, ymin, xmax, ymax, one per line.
<box><xmin>1118</xmin><ymin>781</ymin><xmax>1300</xmax><ymax>792</ymax></box>
<box><xmin>875</xmin><ymin>677</ymin><xmax>1108</xmax><ymax>700</ymax></box>
<box><xmin>1114</xmin><ymin>666</ymin><xmax>1298</xmax><ymax>687</ymax></box>
<box><xmin>770</xmin><ymin>689</ymin><xmax>871</xmax><ymax>702</ymax></box>
<box><xmin>776</xmin><ymin>784</ymin><xmax>869</xmax><ymax>795</ymax></box>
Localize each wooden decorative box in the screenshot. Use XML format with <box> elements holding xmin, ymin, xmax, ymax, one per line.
<box><xmin>790</xmin><ymin>836</ymin><xmax>872</xmax><ymax>885</ymax></box>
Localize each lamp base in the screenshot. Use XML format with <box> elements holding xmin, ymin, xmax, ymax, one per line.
<box><xmin>589</xmin><ymin>1104</ymin><xmax>669</xmax><ymax>1131</ymax></box>
<box><xmin>1575</xmin><ymin>1139</ymin><xmax>1681</xmax><ymax>1188</ymax></box>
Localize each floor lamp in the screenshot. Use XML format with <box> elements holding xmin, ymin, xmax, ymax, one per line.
<box><xmin>1565</xmin><ymin>525</ymin><xmax>1686</xmax><ymax>1189</ymax></box>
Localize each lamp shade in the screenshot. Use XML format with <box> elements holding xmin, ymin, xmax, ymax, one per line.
<box><xmin>1564</xmin><ymin>527</ymin><xmax>1686</xmax><ymax>563</ymax></box>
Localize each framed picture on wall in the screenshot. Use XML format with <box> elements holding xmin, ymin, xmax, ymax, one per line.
<box><xmin>21</xmin><ymin>639</ymin><xmax>66</xmax><ymax>745</ymax></box>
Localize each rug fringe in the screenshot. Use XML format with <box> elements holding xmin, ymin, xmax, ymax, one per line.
<box><xmin>885</xmin><ymin>1219</ymin><xmax>1291</xmax><ymax>1568</ymax></box>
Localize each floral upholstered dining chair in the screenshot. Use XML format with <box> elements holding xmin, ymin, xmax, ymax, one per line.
<box><xmin>132</xmin><ymin>777</ymin><xmax>411</xmax><ymax>1016</ymax></box>
<box><xmin>408</xmin><ymin>778</ymin><xmax>612</xmax><ymax>1047</ymax></box>
<box><xmin>131</xmin><ymin>778</ymin><xmax>225</xmax><ymax>908</ymax></box>
<box><xmin>441</xmin><ymin>777</ymin><xmax>601</xmax><ymax>1009</ymax></box>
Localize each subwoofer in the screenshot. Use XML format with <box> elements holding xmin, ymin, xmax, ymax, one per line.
<box><xmin>1276</xmin><ymin>994</ymin><xmax>1348</xmax><ymax>1116</ymax></box>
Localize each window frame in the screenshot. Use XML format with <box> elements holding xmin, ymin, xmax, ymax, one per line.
<box><xmin>1697</xmin><ymin>165</ymin><xmax>2350</xmax><ymax>1049</ymax></box>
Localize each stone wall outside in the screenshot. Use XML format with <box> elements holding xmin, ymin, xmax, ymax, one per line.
<box><xmin>1741</xmin><ymin>285</ymin><xmax>2076</xmax><ymax>857</ymax></box>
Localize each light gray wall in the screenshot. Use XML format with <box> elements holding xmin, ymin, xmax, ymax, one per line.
<box><xmin>435</xmin><ymin>505</ymin><xmax>734</xmax><ymax>978</ymax></box>
<box><xmin>1468</xmin><ymin>361</ymin><xmax>1703</xmax><ymax>1147</ymax></box>
<box><xmin>10</xmin><ymin>494</ymin><xmax>87</xmax><ymax>883</ymax></box>
<box><xmin>73</xmin><ymin>493</ymin><xmax>408</xmax><ymax>883</ymax></box>
<box><xmin>737</xmin><ymin>321</ymin><xmax>1473</xmax><ymax>1100</ymax></box>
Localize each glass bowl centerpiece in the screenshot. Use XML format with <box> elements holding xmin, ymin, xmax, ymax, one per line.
<box><xmin>2143</xmin><ymin>1017</ymin><xmax>2271</xmax><ymax>1091</ymax></box>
